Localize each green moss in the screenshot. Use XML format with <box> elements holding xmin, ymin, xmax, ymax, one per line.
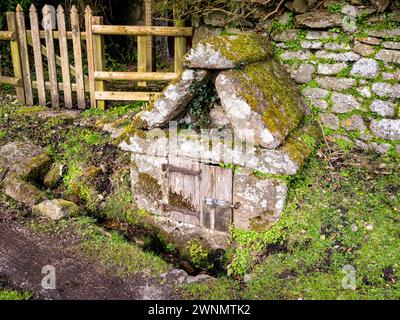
<box><xmin>136</xmin><ymin>172</ymin><xmax>163</xmax><ymax>201</ymax></box>
<box><xmin>191</xmin><ymin>34</ymin><xmax>273</xmax><ymax>66</ymax></box>
<box><xmin>231</xmin><ymin>60</ymin><xmax>306</xmax><ymax>141</ymax></box>
<box><xmin>114</xmin><ymin>121</ymin><xmax>147</xmax><ymax>145</ymax></box>
<box><xmin>169</xmin><ymin>189</ymin><xmax>196</xmax><ymax>212</ymax></box>
<box><xmin>0</xmin><ymin>289</ymin><xmax>32</xmax><ymax>300</ymax></box>
<box><xmin>281</xmin><ymin>122</ymin><xmax>322</xmax><ymax>166</ymax></box>
<box><xmin>16</xmin><ymin>106</ymin><xmax>48</xmax><ymax>115</ymax></box>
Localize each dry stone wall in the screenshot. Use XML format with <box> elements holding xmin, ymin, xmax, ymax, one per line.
<box><xmin>195</xmin><ymin>1</ymin><xmax>400</xmax><ymax>155</ymax></box>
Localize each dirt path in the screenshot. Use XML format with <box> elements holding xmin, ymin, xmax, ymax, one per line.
<box><xmin>0</xmin><ymin>219</ymin><xmax>176</xmax><ymax>300</ymax></box>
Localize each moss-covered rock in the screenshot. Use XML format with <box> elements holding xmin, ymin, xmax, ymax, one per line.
<box><xmin>215</xmin><ymin>60</ymin><xmax>309</xmax><ymax>149</ymax></box>
<box><xmin>184</xmin><ymin>34</ymin><xmax>273</xmax><ymax>69</ymax></box>
<box><xmin>43</xmin><ymin>163</ymin><xmax>64</xmax><ymax>188</ymax></box>
<box><xmin>32</xmin><ymin>199</ymin><xmax>83</xmax><ymax>220</ymax></box>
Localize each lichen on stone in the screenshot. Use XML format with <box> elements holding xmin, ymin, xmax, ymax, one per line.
<box><xmin>136</xmin><ymin>172</ymin><xmax>163</xmax><ymax>201</ymax></box>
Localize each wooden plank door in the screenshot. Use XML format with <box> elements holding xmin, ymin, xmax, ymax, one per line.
<box><xmin>164</xmin><ymin>156</ymin><xmax>201</xmax><ymax>226</ymax></box>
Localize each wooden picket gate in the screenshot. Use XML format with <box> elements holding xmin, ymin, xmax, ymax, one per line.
<box><xmin>0</xmin><ymin>4</ymin><xmax>193</xmax><ymax>109</ymax></box>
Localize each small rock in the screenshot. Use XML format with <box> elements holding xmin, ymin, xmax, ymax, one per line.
<box><xmin>317</xmin><ymin>63</ymin><xmax>347</xmax><ymax>75</ymax></box>
<box><xmin>186</xmin><ymin>274</ymin><xmax>213</xmax><ymax>284</ymax></box>
<box><xmin>351</xmin><ymin>224</ymin><xmax>358</xmax><ymax>232</ymax></box>
<box><xmin>32</xmin><ymin>199</ymin><xmax>82</xmax><ymax>220</ymax></box>
<box><xmin>324</xmin><ymin>43</ymin><xmax>351</xmax><ymax>51</ymax></box>
<box><xmin>357</xmin><ymin>86</ymin><xmax>371</xmax><ymax>98</ymax></box>
<box><xmin>306</xmin><ymin>31</ymin><xmax>339</xmax><ymax>40</ymax></box>
<box><xmin>353</xmin><ymin>42</ymin><xmax>375</xmax><ymax>57</ymax></box>
<box><xmin>310</xmin><ymin>99</ymin><xmax>329</xmax><ymax>110</ymax></box>
<box><xmin>365</xmin><ymin>223</ymin><xmax>374</xmax><ymax>231</ymax></box>
<box><xmin>5</xmin><ymin>173</ymin><xmax>47</xmax><ymax>207</ymax></box>
<box><xmin>280</xmin><ymin>50</ymin><xmax>311</xmax><ymax>61</ymax></box>
<box><xmin>271</xmin><ymin>29</ymin><xmax>299</xmax><ymax>41</ymax></box>
<box><xmin>295</xmin><ymin>11</ymin><xmax>342</xmax><ymax>28</ymax></box>
<box><xmin>320</xmin><ymin>113</ymin><xmax>339</xmax><ymax>130</ymax></box>
<box><xmin>350</xmin><ymin>58</ymin><xmax>380</xmax><ymax>79</ymax></box>
<box><xmin>342</xmin><ymin>115</ymin><xmax>366</xmax><ymax>132</ymax></box>
<box><xmin>382</xmin><ymin>41</ymin><xmax>400</xmax><ymax>50</ymax></box>
<box><xmin>210</xmin><ymin>104</ymin><xmax>230</xmax><ymax>128</ymax></box>
<box><xmin>316</xmin><ymin>50</ymin><xmax>360</xmax><ymax>62</ymax></box>
<box><xmin>43</xmin><ymin>163</ymin><xmax>64</xmax><ymax>188</ymax></box>
<box><xmin>368</xmin><ymin>29</ymin><xmax>400</xmax><ymax>38</ymax></box>
<box><xmin>369</xmin><ymin>100</ymin><xmax>395</xmax><ymax>117</ymax></box>
<box><xmin>286</xmin><ymin>0</ymin><xmax>308</xmax><ymax>13</ymax></box>
<box><xmin>375</xmin><ymin>49</ymin><xmax>400</xmax><ymax>64</ymax></box>
<box><xmin>371</xmin><ymin>0</ymin><xmax>390</xmax><ymax>12</ymax></box>
<box><xmin>300</xmin><ymin>40</ymin><xmax>323</xmax><ymax>49</ymax></box>
<box><xmin>354</xmin><ymin>36</ymin><xmax>382</xmax><ymax>45</ymax></box>
<box><xmin>372</xmin><ymin>82</ymin><xmax>400</xmax><ymax>99</ymax></box>
<box><xmin>294</xmin><ymin>64</ymin><xmax>315</xmax><ymax>83</ymax></box>
<box><xmin>370</xmin><ymin>119</ymin><xmax>400</xmax><ymax>140</ymax></box>
<box><xmin>370</xmin><ymin>142</ymin><xmax>391</xmax><ymax>154</ymax></box>
<box><xmin>332</xmin><ymin>93</ymin><xmax>361</xmax><ymax>113</ymax></box>
<box><xmin>203</xmin><ymin>12</ymin><xmax>229</xmax><ymax>27</ymax></box>
<box><xmin>302</xmin><ymin>87</ymin><xmax>329</xmax><ymax>99</ymax></box>
<box><xmin>316</xmin><ymin>77</ymin><xmax>356</xmax><ymax>91</ymax></box>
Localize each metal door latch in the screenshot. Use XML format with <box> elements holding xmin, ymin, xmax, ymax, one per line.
<box><xmin>204</xmin><ymin>198</ymin><xmax>241</xmax><ymax>209</ymax></box>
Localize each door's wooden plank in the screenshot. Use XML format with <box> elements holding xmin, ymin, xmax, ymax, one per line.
<box><xmin>200</xmin><ymin>163</ymin><xmax>214</xmax><ymax>229</ymax></box>
<box><xmin>56</xmin><ymin>5</ymin><xmax>73</xmax><ymax>109</ymax></box>
<box><xmin>16</xmin><ymin>5</ymin><xmax>33</xmax><ymax>105</ymax></box>
<box><xmin>70</xmin><ymin>5</ymin><xmax>86</xmax><ymax>109</ymax></box>
<box><xmin>6</xmin><ymin>12</ymin><xmax>24</xmax><ymax>103</ymax></box>
<box><xmin>42</xmin><ymin>5</ymin><xmax>59</xmax><ymax>107</ymax></box>
<box><xmin>92</xmin><ymin>16</ymin><xmax>106</xmax><ymax>109</ymax></box>
<box><xmin>29</xmin><ymin>4</ymin><xmax>46</xmax><ymax>106</ymax></box>
<box><xmin>214</xmin><ymin>166</ymin><xmax>233</xmax><ymax>232</ymax></box>
<box><xmin>85</xmin><ymin>6</ymin><xmax>96</xmax><ymax>108</ymax></box>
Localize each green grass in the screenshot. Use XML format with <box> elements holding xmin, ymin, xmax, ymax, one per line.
<box><xmin>0</xmin><ymin>289</ymin><xmax>32</xmax><ymax>300</ymax></box>
<box><xmin>181</xmin><ymin>149</ymin><xmax>400</xmax><ymax>300</ymax></box>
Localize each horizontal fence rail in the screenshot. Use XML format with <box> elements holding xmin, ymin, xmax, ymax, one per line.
<box><xmin>0</xmin><ymin>3</ymin><xmax>192</xmax><ymax>109</ymax></box>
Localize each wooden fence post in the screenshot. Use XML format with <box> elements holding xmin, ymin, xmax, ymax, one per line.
<box><xmin>92</xmin><ymin>16</ymin><xmax>106</xmax><ymax>110</ymax></box>
<box><xmin>29</xmin><ymin>4</ymin><xmax>46</xmax><ymax>106</ymax></box>
<box><xmin>57</xmin><ymin>5</ymin><xmax>73</xmax><ymax>109</ymax></box>
<box><xmin>16</xmin><ymin>5</ymin><xmax>33</xmax><ymax>105</ymax></box>
<box><xmin>138</xmin><ymin>0</ymin><xmax>152</xmax><ymax>87</ymax></box>
<box><xmin>85</xmin><ymin>6</ymin><xmax>96</xmax><ymax>108</ymax></box>
<box><xmin>174</xmin><ymin>9</ymin><xmax>186</xmax><ymax>74</ymax></box>
<box><xmin>145</xmin><ymin>0</ymin><xmax>153</xmax><ymax>73</ymax></box>
<box><xmin>6</xmin><ymin>12</ymin><xmax>25</xmax><ymax>104</ymax></box>
<box><xmin>70</xmin><ymin>5</ymin><xmax>86</xmax><ymax>109</ymax></box>
<box><xmin>43</xmin><ymin>5</ymin><xmax>59</xmax><ymax>107</ymax></box>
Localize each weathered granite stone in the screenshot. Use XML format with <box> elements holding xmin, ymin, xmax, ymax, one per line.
<box><xmin>371</xmin><ymin>0</ymin><xmax>390</xmax><ymax>12</ymax></box>
<box><xmin>368</xmin><ymin>29</ymin><xmax>400</xmax><ymax>38</ymax></box>
<box><xmin>370</xmin><ymin>142</ymin><xmax>391</xmax><ymax>154</ymax></box>
<box><xmin>332</xmin><ymin>93</ymin><xmax>361</xmax><ymax>113</ymax></box>
<box><xmin>317</xmin><ymin>63</ymin><xmax>347</xmax><ymax>75</ymax></box>
<box><xmin>316</xmin><ymin>76</ymin><xmax>356</xmax><ymax>91</ymax></box>
<box><xmin>271</xmin><ymin>29</ymin><xmax>299</xmax><ymax>41</ymax></box>
<box><xmin>43</xmin><ymin>163</ymin><xmax>64</xmax><ymax>188</ymax></box>
<box><xmin>121</xmin><ymin>123</ymin><xmax>321</xmax><ymax>176</ymax></box>
<box><xmin>215</xmin><ymin>60</ymin><xmax>307</xmax><ymax>149</ymax></box>
<box><xmin>342</xmin><ymin>115</ymin><xmax>367</xmax><ymax>132</ymax></box>
<box><xmin>370</xmin><ymin>99</ymin><xmax>396</xmax><ymax>117</ymax></box>
<box><xmin>203</xmin><ymin>11</ymin><xmax>229</xmax><ymax>27</ymax></box>
<box><xmin>350</xmin><ymin>58</ymin><xmax>380</xmax><ymax>79</ymax></box>
<box><xmin>370</xmin><ymin>119</ymin><xmax>400</xmax><ymax>140</ymax></box>
<box><xmin>353</xmin><ymin>41</ymin><xmax>375</xmax><ymax>57</ymax></box>
<box><xmin>357</xmin><ymin>86</ymin><xmax>372</xmax><ymax>98</ymax></box>
<box><xmin>184</xmin><ymin>34</ymin><xmax>273</xmax><ymax>69</ymax></box>
<box><xmin>310</xmin><ymin>99</ymin><xmax>329</xmax><ymax>110</ymax></box>
<box><xmin>295</xmin><ymin>11</ymin><xmax>342</xmax><ymax>28</ymax></box>
<box><xmin>300</xmin><ymin>40</ymin><xmax>323</xmax><ymax>49</ymax></box>
<box><xmin>4</xmin><ymin>173</ymin><xmax>47</xmax><ymax>206</ymax></box>
<box><xmin>293</xmin><ymin>63</ymin><xmax>315</xmax><ymax>83</ymax></box>
<box><xmin>32</xmin><ymin>199</ymin><xmax>81</xmax><ymax>220</ymax></box>
<box><xmin>133</xmin><ymin>69</ymin><xmax>210</xmax><ymax>129</ymax></box>
<box><xmin>354</xmin><ymin>36</ymin><xmax>382</xmax><ymax>45</ymax></box>
<box><xmin>375</xmin><ymin>49</ymin><xmax>400</xmax><ymax>64</ymax></box>
<box><xmin>320</xmin><ymin>113</ymin><xmax>339</xmax><ymax>129</ymax></box>
<box><xmin>286</xmin><ymin>0</ymin><xmax>309</xmax><ymax>13</ymax></box>
<box><xmin>279</xmin><ymin>50</ymin><xmax>311</xmax><ymax>61</ymax></box>
<box><xmin>324</xmin><ymin>43</ymin><xmax>351</xmax><ymax>51</ymax></box>
<box><xmin>233</xmin><ymin>174</ymin><xmax>287</xmax><ymax>230</ymax></box>
<box><xmin>302</xmin><ymin>87</ymin><xmax>329</xmax><ymax>99</ymax></box>
<box><xmin>306</xmin><ymin>31</ymin><xmax>339</xmax><ymax>40</ymax></box>
<box><xmin>372</xmin><ymin>82</ymin><xmax>400</xmax><ymax>99</ymax></box>
<box><xmin>0</xmin><ymin>141</ymin><xmax>51</xmax><ymax>206</ymax></box>
<box><xmin>315</xmin><ymin>50</ymin><xmax>360</xmax><ymax>62</ymax></box>
<box><xmin>382</xmin><ymin>41</ymin><xmax>400</xmax><ymax>50</ymax></box>
<box><xmin>0</xmin><ymin>141</ymin><xmax>51</xmax><ymax>180</ymax></box>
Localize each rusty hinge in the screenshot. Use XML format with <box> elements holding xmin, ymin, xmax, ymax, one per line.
<box><xmin>161</xmin><ymin>164</ymin><xmax>201</xmax><ymax>177</ymax></box>
<box><xmin>204</xmin><ymin>198</ymin><xmax>241</xmax><ymax>209</ymax></box>
<box><xmin>161</xmin><ymin>203</ymin><xmax>199</xmax><ymax>217</ymax></box>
